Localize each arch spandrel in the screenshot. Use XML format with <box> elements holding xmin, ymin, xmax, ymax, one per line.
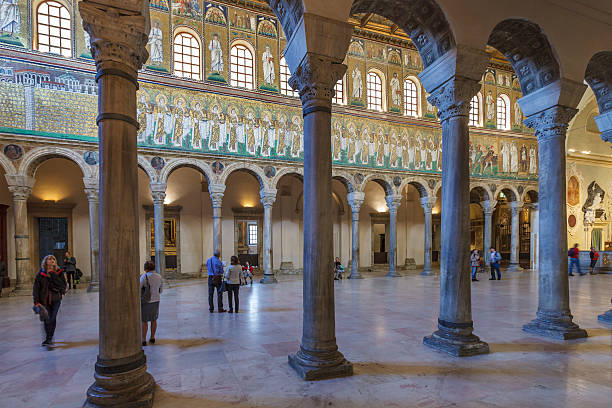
<box><xmin>137</xmin><ymin>155</ymin><xmax>157</xmax><ymax>183</ymax></box>
<box><xmin>359</xmin><ymin>173</ymin><xmax>393</xmax><ymax>195</ymax></box>
<box><xmin>469</xmin><ymin>182</ymin><xmax>493</xmax><ymax>203</ymax></box>
<box><xmin>331</xmin><ymin>170</ymin><xmax>355</xmax><ymax>193</ymax></box>
<box><xmin>218</xmin><ymin>161</ymin><xmax>267</xmax><ymax>190</ymax></box>
<box><xmin>19</xmin><ymin>146</ymin><xmax>93</xmax><ymax>179</ymax></box>
<box><xmin>158</xmin><ymin>158</ymin><xmax>213</xmax><ymax>185</ymax></box>
<box><xmin>270</xmin><ymin>166</ymin><xmax>304</xmax><ymax>190</ymax></box>
<box><xmin>495</xmin><ymin>184</ymin><xmax>520</xmax><ymax>202</ymax></box>
<box><xmin>398</xmin><ymin>176</ymin><xmax>430</xmax><ymax>198</ymax></box>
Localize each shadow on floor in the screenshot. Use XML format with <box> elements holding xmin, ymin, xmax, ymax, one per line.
<box><xmin>488</xmin><ymin>340</ymin><xmax>612</xmax><ymax>353</ymax></box>
<box><xmin>154</xmin><ymin>337</ymin><xmax>223</xmax><ymax>349</ymax></box>
<box><xmin>52</xmin><ymin>339</ymin><xmax>99</xmax><ymax>349</ymax></box>
<box><xmin>258</xmin><ymin>307</ymin><xmax>297</xmax><ymax>312</ymax></box>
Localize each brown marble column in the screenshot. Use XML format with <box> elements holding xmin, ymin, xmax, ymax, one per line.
<box><xmin>84</xmin><ymin>184</ymin><xmax>100</xmax><ymax>292</ymax></box>
<box><xmin>287</xmin><ymin>53</ymin><xmax>352</xmax><ymax>380</ymax></box>
<box><xmin>6</xmin><ymin>176</ymin><xmax>34</xmax><ymax>295</ymax></box>
<box><xmin>80</xmin><ymin>1</ymin><xmax>155</xmax><ymax>406</ymax></box>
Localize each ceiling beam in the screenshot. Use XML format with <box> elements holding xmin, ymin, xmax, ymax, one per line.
<box><xmin>360</xmin><ymin>13</ymin><xmax>373</xmax><ymax>27</ymax></box>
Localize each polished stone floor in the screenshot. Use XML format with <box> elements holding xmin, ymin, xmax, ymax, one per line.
<box><xmin>1</xmin><ymin>269</ymin><xmax>611</xmax><ymax>408</ymax></box>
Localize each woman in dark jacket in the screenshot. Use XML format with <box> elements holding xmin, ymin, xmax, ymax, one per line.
<box><xmin>63</xmin><ymin>251</ymin><xmax>77</xmax><ymax>289</ymax></box>
<box><xmin>33</xmin><ymin>255</ymin><xmax>67</xmax><ymax>346</ymax></box>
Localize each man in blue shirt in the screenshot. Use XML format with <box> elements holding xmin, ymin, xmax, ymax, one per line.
<box><xmin>207</xmin><ymin>249</ymin><xmax>226</xmax><ymax>312</ymax></box>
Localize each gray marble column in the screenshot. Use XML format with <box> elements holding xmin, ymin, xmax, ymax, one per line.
<box><xmin>522</xmin><ymin>106</ymin><xmax>587</xmax><ymax>340</ymax></box>
<box><xmin>421</xmin><ymin>72</ymin><xmax>489</xmax><ymax>357</ymax></box>
<box><xmin>80</xmin><ymin>1</ymin><xmax>155</xmax><ymax>406</ymax></box>
<box><xmin>347</xmin><ymin>192</ymin><xmax>364</xmax><ymax>279</ymax></box>
<box><xmin>507</xmin><ymin>201</ymin><xmax>523</xmax><ymax>271</ymax></box>
<box><xmin>481</xmin><ymin>200</ymin><xmax>495</xmax><ymax>264</ymax></box>
<box><xmin>528</xmin><ymin>203</ymin><xmax>539</xmax><ymax>270</ymax></box>
<box><xmin>260</xmin><ymin>189</ymin><xmax>277</xmax><ymax>284</ymax></box>
<box><xmin>287</xmin><ymin>52</ymin><xmax>353</xmax><ymax>380</ymax></box>
<box><xmin>151</xmin><ymin>183</ymin><xmax>166</xmax><ymax>279</ymax></box>
<box><xmin>386</xmin><ymin>194</ymin><xmax>402</xmax><ymax>277</ymax></box>
<box><xmin>84</xmin><ymin>186</ymin><xmax>100</xmax><ymax>292</ymax></box>
<box><xmin>421</xmin><ymin>197</ymin><xmax>435</xmax><ymax>275</ymax></box>
<box><xmin>209</xmin><ymin>184</ymin><xmax>225</xmax><ymax>256</ymax></box>
<box><xmin>6</xmin><ymin>176</ymin><xmax>34</xmax><ymax>295</ymax></box>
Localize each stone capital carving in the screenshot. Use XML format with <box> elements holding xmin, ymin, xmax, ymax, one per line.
<box><xmin>8</xmin><ymin>185</ymin><xmax>32</xmax><ymax>201</ymax></box>
<box><xmin>260</xmin><ymin>189</ymin><xmax>277</xmax><ymax>208</ymax></box>
<box><xmin>386</xmin><ymin>194</ymin><xmax>402</xmax><ymax>214</ymax></box>
<box><xmin>523</xmin><ymin>105</ymin><xmax>578</xmax><ymax>143</ymax></box>
<box><xmin>347</xmin><ymin>192</ymin><xmax>365</xmax><ymax>214</ymax></box>
<box><xmin>151</xmin><ymin>191</ymin><xmax>166</xmax><ymax>204</ymax></box>
<box><xmin>288</xmin><ymin>53</ymin><xmax>347</xmax><ymax>111</ymax></box>
<box><xmin>480</xmin><ymin>200</ymin><xmax>497</xmax><ymax>215</ymax></box>
<box><xmin>420</xmin><ymin>196</ymin><xmax>436</xmax><ymax>213</ymax></box>
<box><xmin>510</xmin><ymin>201</ymin><xmax>524</xmax><ymax>215</ymax></box>
<box><xmin>428</xmin><ymin>76</ymin><xmax>481</xmax><ymax>122</ymax></box>
<box><xmin>208</xmin><ymin>183</ymin><xmax>226</xmax><ymax>209</ymax></box>
<box><xmin>84</xmin><ymin>188</ymin><xmax>100</xmax><ymax>202</ymax></box>
<box><xmin>79</xmin><ymin>1</ymin><xmax>150</xmax><ymax>73</ymax></box>
<box><xmin>6</xmin><ymin>175</ymin><xmax>35</xmax><ymax>200</ymax></box>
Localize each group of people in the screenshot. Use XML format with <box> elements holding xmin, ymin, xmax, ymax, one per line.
<box><xmin>206</xmin><ymin>250</ymin><xmax>244</xmax><ymax>313</ymax></box>
<box><xmin>568</xmin><ymin>243</ymin><xmax>601</xmax><ymax>276</ymax></box>
<box><xmin>470</xmin><ymin>248</ymin><xmax>502</xmax><ymax>282</ymax></box>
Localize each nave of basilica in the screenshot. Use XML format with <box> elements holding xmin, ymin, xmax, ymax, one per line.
<box><xmin>0</xmin><ymin>0</ymin><xmax>611</xmax><ymax>406</ymax></box>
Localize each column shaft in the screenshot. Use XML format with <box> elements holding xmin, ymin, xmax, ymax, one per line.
<box><xmin>386</xmin><ymin>195</ymin><xmax>401</xmax><ymax>277</ymax></box>
<box><xmin>210</xmin><ymin>188</ymin><xmax>224</xmax><ymax>256</ymax></box>
<box><xmin>152</xmin><ymin>191</ymin><xmax>166</xmax><ymax>278</ymax></box>
<box><xmin>421</xmin><ymin>197</ymin><xmax>434</xmax><ymax>275</ymax></box>
<box><xmin>260</xmin><ymin>191</ymin><xmax>277</xmax><ymax>284</ymax></box>
<box><xmin>10</xmin><ymin>189</ymin><xmax>31</xmax><ymax>294</ymax></box>
<box><xmin>483</xmin><ymin>209</ymin><xmax>492</xmax><ymax>265</ymax></box>
<box><xmin>347</xmin><ymin>192</ymin><xmax>364</xmax><ymax>279</ymax></box>
<box><xmin>86</xmin><ymin>189</ymin><xmax>100</xmax><ymax>292</ymax></box>
<box><xmin>507</xmin><ymin>203</ymin><xmax>522</xmax><ymax>270</ymax></box>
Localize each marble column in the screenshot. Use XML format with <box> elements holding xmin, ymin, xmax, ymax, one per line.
<box><xmin>287</xmin><ymin>53</ymin><xmax>353</xmax><ymax>380</ymax></box>
<box><xmin>481</xmin><ymin>200</ymin><xmax>495</xmax><ymax>265</ymax></box>
<box><xmin>80</xmin><ymin>1</ymin><xmax>155</xmax><ymax>406</ymax></box>
<box><xmin>529</xmin><ymin>203</ymin><xmax>539</xmax><ymax>270</ymax></box>
<box><xmin>522</xmin><ymin>105</ymin><xmax>587</xmax><ymax>340</ymax></box>
<box><xmin>6</xmin><ymin>176</ymin><xmax>34</xmax><ymax>295</ymax></box>
<box><xmin>260</xmin><ymin>189</ymin><xmax>277</xmax><ymax>284</ymax></box>
<box><xmin>151</xmin><ymin>184</ymin><xmax>166</xmax><ymax>279</ymax></box>
<box><xmin>209</xmin><ymin>184</ymin><xmax>225</xmax><ymax>256</ymax></box>
<box><xmin>422</xmin><ymin>73</ymin><xmax>489</xmax><ymax>357</ymax></box>
<box><xmin>420</xmin><ymin>197</ymin><xmax>435</xmax><ymax>275</ymax></box>
<box><xmin>386</xmin><ymin>194</ymin><xmax>402</xmax><ymax>277</ymax></box>
<box><xmin>347</xmin><ymin>192</ymin><xmax>364</xmax><ymax>279</ymax></box>
<box><xmin>599</xmin><ymin>301</ymin><xmax>612</xmax><ymax>324</ymax></box>
<box><xmin>84</xmin><ymin>186</ymin><xmax>100</xmax><ymax>292</ymax></box>
<box><xmin>507</xmin><ymin>201</ymin><xmax>523</xmax><ymax>271</ymax></box>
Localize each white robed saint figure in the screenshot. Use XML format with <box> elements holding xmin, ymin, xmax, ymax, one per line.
<box><xmin>390</xmin><ymin>73</ymin><xmax>401</xmax><ymax>107</ymax></box>
<box><xmin>148</xmin><ymin>21</ymin><xmax>163</xmax><ymax>64</ymax></box>
<box><xmin>0</xmin><ymin>0</ymin><xmax>21</xmax><ymax>35</ymax></box>
<box><xmin>262</xmin><ymin>46</ymin><xmax>275</xmax><ymax>85</ymax></box>
<box><xmin>351</xmin><ymin>67</ymin><xmax>362</xmax><ymax>99</ymax></box>
<box><xmin>208</xmin><ymin>34</ymin><xmax>223</xmax><ymax>73</ymax></box>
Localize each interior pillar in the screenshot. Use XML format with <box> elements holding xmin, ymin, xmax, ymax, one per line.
<box><xmin>151</xmin><ymin>183</ymin><xmax>166</xmax><ymax>279</ymax></box>
<box><xmin>80</xmin><ymin>1</ymin><xmax>155</xmax><ymax>406</ymax></box>
<box><xmin>420</xmin><ymin>196</ymin><xmax>435</xmax><ymax>275</ymax></box>
<box><xmin>260</xmin><ymin>189</ymin><xmax>277</xmax><ymax>284</ymax></box>
<box><xmin>481</xmin><ymin>200</ymin><xmax>495</xmax><ymax>265</ymax></box>
<box><xmin>209</xmin><ymin>184</ymin><xmax>225</xmax><ymax>256</ymax></box>
<box><xmin>386</xmin><ymin>194</ymin><xmax>402</xmax><ymax>277</ymax></box>
<box><xmin>84</xmin><ymin>182</ymin><xmax>100</xmax><ymax>292</ymax></box>
<box><xmin>507</xmin><ymin>200</ymin><xmax>523</xmax><ymax>271</ymax></box>
<box><xmin>347</xmin><ymin>191</ymin><xmax>364</xmax><ymax>279</ymax></box>
<box><xmin>6</xmin><ymin>176</ymin><xmax>34</xmax><ymax>295</ymax></box>
<box><xmin>522</xmin><ymin>105</ymin><xmax>587</xmax><ymax>340</ymax></box>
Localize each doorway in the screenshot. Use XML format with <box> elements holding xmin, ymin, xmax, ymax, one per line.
<box><xmin>38</xmin><ymin>217</ymin><xmax>69</xmax><ymax>265</ymax></box>
<box><xmin>235</xmin><ymin>218</ymin><xmax>261</xmax><ymax>267</ymax></box>
<box><xmin>371</xmin><ymin>213</ymin><xmax>389</xmax><ymax>265</ymax></box>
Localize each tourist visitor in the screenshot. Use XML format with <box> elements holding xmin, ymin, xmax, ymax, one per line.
<box><xmin>470</xmin><ymin>250</ymin><xmax>480</xmax><ymax>281</ymax></box>
<box><xmin>63</xmin><ymin>251</ymin><xmax>77</xmax><ymax>289</ymax></box>
<box><xmin>589</xmin><ymin>247</ymin><xmax>600</xmax><ymax>275</ymax></box>
<box><xmin>568</xmin><ymin>243</ymin><xmax>583</xmax><ymax>276</ymax></box>
<box><xmin>140</xmin><ymin>260</ymin><xmax>163</xmax><ymax>346</ymax></box>
<box><xmin>225</xmin><ymin>255</ymin><xmax>242</xmax><ymax>313</ymax></box>
<box><xmin>33</xmin><ymin>255</ymin><xmax>67</xmax><ymax>346</ymax></box>
<box><xmin>206</xmin><ymin>249</ymin><xmax>226</xmax><ymax>313</ymax></box>
<box><xmin>241</xmin><ymin>261</ymin><xmax>254</xmax><ymax>285</ymax></box>
<box><xmin>489</xmin><ymin>247</ymin><xmax>502</xmax><ymax>280</ymax></box>
<box><xmin>334</xmin><ymin>257</ymin><xmax>344</xmax><ymax>280</ymax></box>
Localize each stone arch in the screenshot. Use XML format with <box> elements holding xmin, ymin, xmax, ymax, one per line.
<box><xmin>584</xmin><ymin>51</ymin><xmax>612</xmax><ymax>125</ymax></box>
<box><xmin>0</xmin><ymin>151</ymin><xmax>17</xmax><ymax>176</ymax></box>
<box><xmin>351</xmin><ymin>0</ymin><xmax>455</xmax><ymax>68</ymax></box>
<box><xmin>331</xmin><ymin>191</ymin><xmax>345</xmax><ymax>214</ymax></box>
<box><xmin>270</xmin><ymin>166</ymin><xmax>304</xmax><ymax>190</ymax></box>
<box><xmin>522</xmin><ymin>188</ymin><xmax>539</xmax><ymax>203</ymax></box>
<box><xmin>331</xmin><ymin>171</ymin><xmax>355</xmax><ymax>193</ymax></box>
<box><xmin>219</xmin><ymin>162</ymin><xmax>267</xmax><ymax>190</ymax></box>
<box><xmin>137</xmin><ymin>155</ymin><xmax>157</xmax><ymax>183</ymax></box>
<box><xmin>360</xmin><ymin>173</ymin><xmax>393</xmax><ymax>195</ymax></box>
<box><xmin>158</xmin><ymin>158</ymin><xmax>213</xmax><ymax>185</ymax></box>
<box><xmin>488</xmin><ymin>19</ymin><xmax>560</xmax><ymax>96</ymax></box>
<box><xmin>399</xmin><ymin>176</ymin><xmax>430</xmax><ymax>198</ymax></box>
<box><xmin>496</xmin><ymin>185</ymin><xmax>520</xmax><ymax>202</ymax></box>
<box><xmin>19</xmin><ymin>146</ymin><xmax>92</xmax><ymax>178</ymax></box>
<box><xmin>469</xmin><ymin>182</ymin><xmax>492</xmax><ymax>203</ymax></box>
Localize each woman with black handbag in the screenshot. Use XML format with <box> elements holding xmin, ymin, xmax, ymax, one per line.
<box><xmin>140</xmin><ymin>261</ymin><xmax>163</xmax><ymax>346</ymax></box>
<box><xmin>224</xmin><ymin>256</ymin><xmax>242</xmax><ymax>313</ymax></box>
<box><xmin>33</xmin><ymin>255</ymin><xmax>67</xmax><ymax>346</ymax></box>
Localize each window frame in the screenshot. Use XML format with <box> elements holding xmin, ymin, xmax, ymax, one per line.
<box><xmin>34</xmin><ymin>0</ymin><xmax>73</xmax><ymax>58</ymax></box>
<box><xmin>172</xmin><ymin>28</ymin><xmax>202</xmax><ymax>80</ymax></box>
<box><xmin>366</xmin><ymin>69</ymin><xmax>385</xmax><ymax>112</ymax></box>
<box><xmin>279</xmin><ymin>56</ymin><xmax>298</xmax><ymax>97</ymax></box>
<box><xmin>469</xmin><ymin>92</ymin><xmax>483</xmax><ymax>127</ymax></box>
<box><xmin>248</xmin><ymin>223</ymin><xmax>258</xmax><ymax>246</ymax></box>
<box><xmin>496</xmin><ymin>93</ymin><xmax>510</xmax><ymax>130</ymax></box>
<box><xmin>229</xmin><ymin>40</ymin><xmax>256</xmax><ymax>90</ymax></box>
<box><xmin>332</xmin><ymin>75</ymin><xmax>346</xmax><ymax>105</ymax></box>
<box><xmin>403</xmin><ymin>76</ymin><xmax>421</xmax><ymax>117</ymax></box>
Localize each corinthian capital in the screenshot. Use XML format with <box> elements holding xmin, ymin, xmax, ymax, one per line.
<box><xmin>386</xmin><ymin>194</ymin><xmax>402</xmax><ymax>214</ymax></box>
<box><xmin>288</xmin><ymin>54</ymin><xmax>347</xmax><ymax>112</ymax></box>
<box><xmin>347</xmin><ymin>192</ymin><xmax>365</xmax><ymax>213</ymax></box>
<box><xmin>428</xmin><ymin>77</ymin><xmax>481</xmax><ymax>122</ymax></box>
<box><xmin>84</xmin><ymin>188</ymin><xmax>99</xmax><ymax>202</ymax></box>
<box><xmin>9</xmin><ymin>185</ymin><xmax>32</xmax><ymax>201</ymax></box>
<box><xmin>523</xmin><ymin>105</ymin><xmax>578</xmax><ymax>143</ymax></box>
<box><xmin>420</xmin><ymin>196</ymin><xmax>436</xmax><ymax>213</ymax></box>
<box><xmin>260</xmin><ymin>189</ymin><xmax>277</xmax><ymax>208</ymax></box>
<box><xmin>79</xmin><ymin>1</ymin><xmax>150</xmax><ymax>73</ymax></box>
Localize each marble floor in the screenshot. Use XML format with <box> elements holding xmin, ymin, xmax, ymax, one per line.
<box><xmin>1</xmin><ymin>270</ymin><xmax>611</xmax><ymax>408</ymax></box>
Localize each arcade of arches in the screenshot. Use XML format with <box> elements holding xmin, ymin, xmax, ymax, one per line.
<box><xmin>0</xmin><ymin>0</ymin><xmax>611</xmax><ymax>406</ymax></box>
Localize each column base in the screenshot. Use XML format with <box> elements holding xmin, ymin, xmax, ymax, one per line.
<box><xmin>260</xmin><ymin>274</ymin><xmax>278</xmax><ymax>284</ymax></box>
<box><xmin>87</xmin><ymin>282</ymin><xmax>99</xmax><ymax>293</ymax></box>
<box><xmin>349</xmin><ymin>269</ymin><xmax>363</xmax><ymax>279</ymax></box>
<box><xmin>85</xmin><ymin>353</ymin><xmax>155</xmax><ymax>408</ymax></box>
<box><xmin>423</xmin><ymin>319</ymin><xmax>489</xmax><ymax>357</ymax></box>
<box><xmin>505</xmin><ymin>263</ymin><xmax>523</xmax><ymax>272</ymax></box>
<box><xmin>288</xmin><ymin>347</ymin><xmax>353</xmax><ymax>381</ymax></box>
<box><xmin>522</xmin><ymin>311</ymin><xmax>588</xmax><ymax>340</ymax></box>
<box><xmin>386</xmin><ymin>270</ymin><xmax>401</xmax><ymax>277</ymax></box>
<box><xmin>598</xmin><ymin>309</ymin><xmax>612</xmax><ymax>324</ymax></box>
<box><xmin>420</xmin><ymin>267</ymin><xmax>433</xmax><ymax>276</ymax></box>
<box><xmin>12</xmin><ymin>287</ymin><xmax>32</xmax><ymax>296</ymax></box>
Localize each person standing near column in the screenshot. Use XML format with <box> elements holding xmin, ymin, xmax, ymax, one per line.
<box><xmin>63</xmin><ymin>251</ymin><xmax>77</xmax><ymax>289</ymax></box>
<box><xmin>470</xmin><ymin>250</ymin><xmax>480</xmax><ymax>282</ymax></box>
<box><xmin>206</xmin><ymin>249</ymin><xmax>226</xmax><ymax>312</ymax></box>
<box><xmin>140</xmin><ymin>260</ymin><xmax>163</xmax><ymax>346</ymax></box>
<box><xmin>490</xmin><ymin>247</ymin><xmax>502</xmax><ymax>280</ymax></box>
<box><xmin>589</xmin><ymin>247</ymin><xmax>599</xmax><ymax>275</ymax></box>
<box><xmin>33</xmin><ymin>255</ymin><xmax>67</xmax><ymax>346</ymax></box>
<box><xmin>224</xmin><ymin>255</ymin><xmax>242</xmax><ymax>313</ymax></box>
<box><xmin>568</xmin><ymin>243</ymin><xmax>583</xmax><ymax>276</ymax></box>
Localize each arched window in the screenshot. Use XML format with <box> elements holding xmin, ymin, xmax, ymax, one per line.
<box><xmin>36</xmin><ymin>1</ymin><xmax>72</xmax><ymax>57</ymax></box>
<box><xmin>333</xmin><ymin>76</ymin><xmax>345</xmax><ymax>105</ymax></box>
<box><xmin>403</xmin><ymin>78</ymin><xmax>419</xmax><ymax>117</ymax></box>
<box><xmin>469</xmin><ymin>93</ymin><xmax>482</xmax><ymax>126</ymax></box>
<box><xmin>367</xmin><ymin>71</ymin><xmax>384</xmax><ymax>111</ymax></box>
<box><xmin>230</xmin><ymin>43</ymin><xmax>254</xmax><ymax>89</ymax></box>
<box><xmin>173</xmin><ymin>31</ymin><xmax>201</xmax><ymax>80</ymax></box>
<box><xmin>496</xmin><ymin>94</ymin><xmax>510</xmax><ymax>130</ymax></box>
<box><xmin>279</xmin><ymin>57</ymin><xmax>297</xmax><ymax>97</ymax></box>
